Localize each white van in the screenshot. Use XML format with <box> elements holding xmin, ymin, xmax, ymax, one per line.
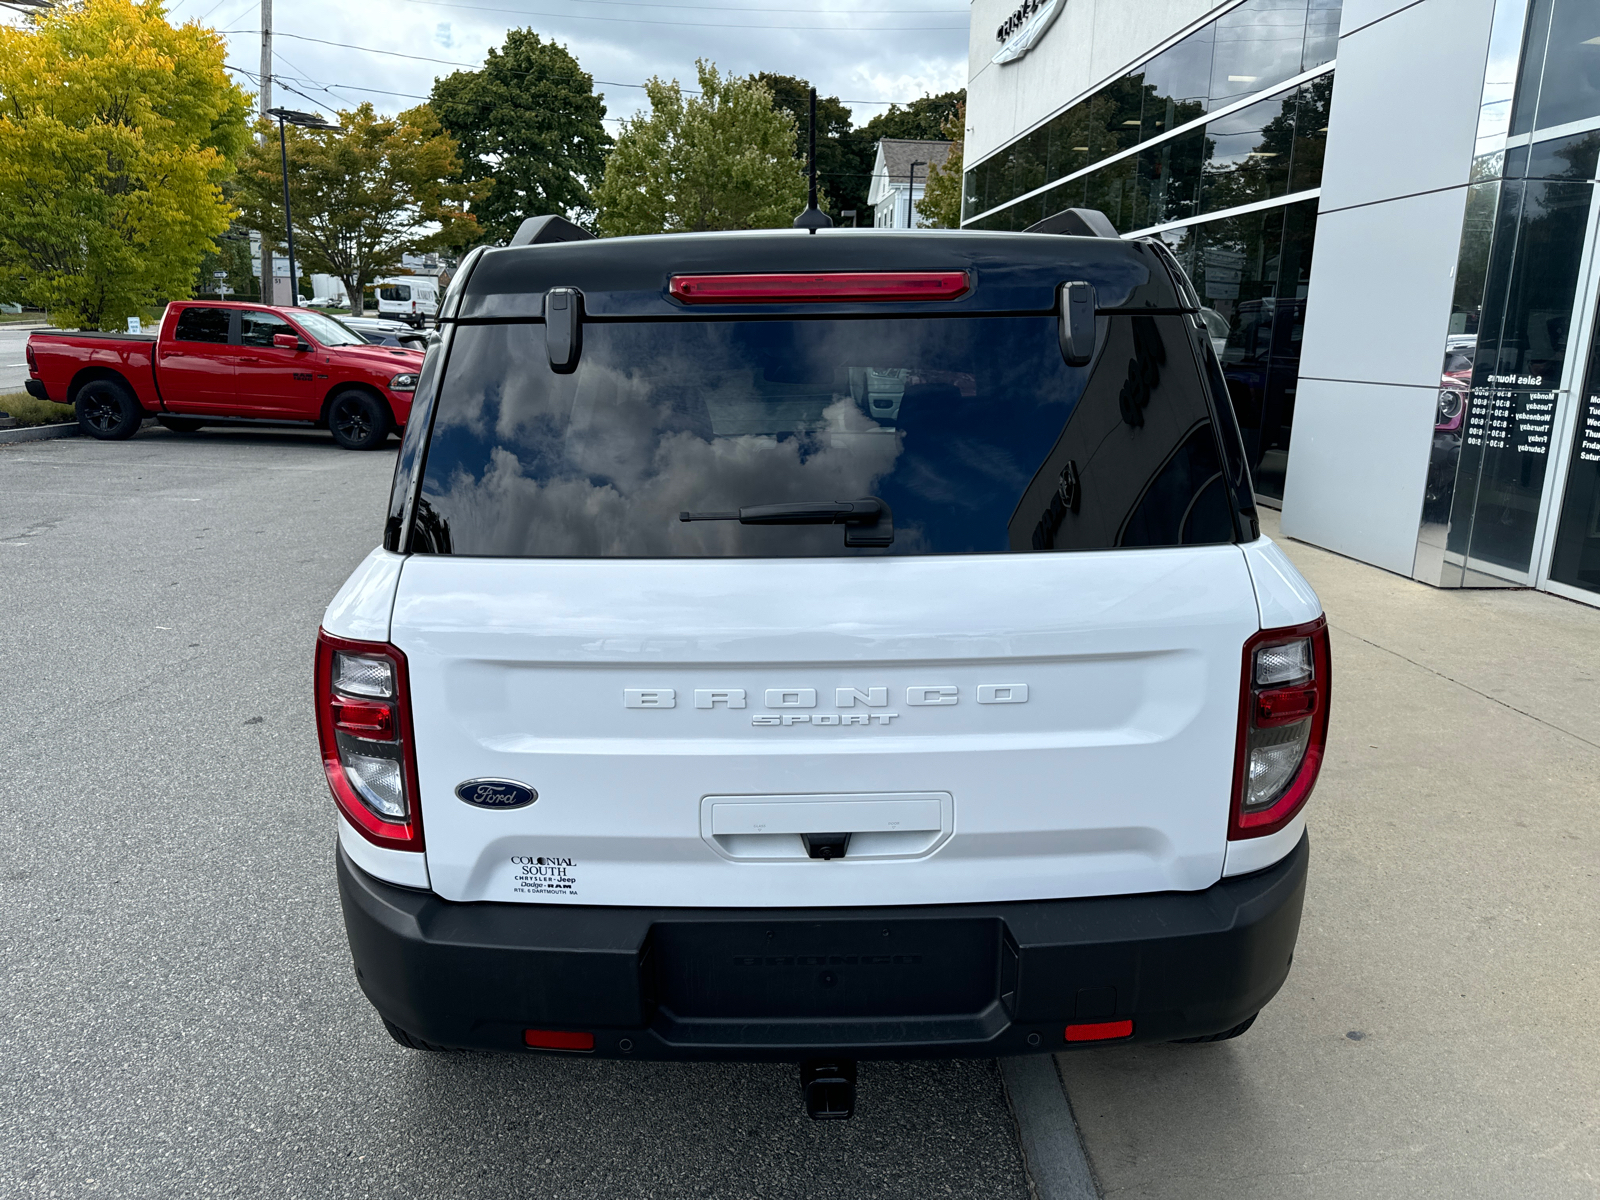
<box><xmin>375</xmin><ymin>277</ymin><xmax>438</xmax><ymax>327</ymax></box>
<box><xmin>319</xmin><ymin>219</ymin><xmax>1328</xmax><ymax>1120</ymax></box>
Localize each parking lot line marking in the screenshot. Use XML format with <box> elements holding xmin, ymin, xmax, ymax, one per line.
<box><xmin>1000</xmin><ymin>1055</ymin><xmax>1101</xmax><ymax>1200</ymax></box>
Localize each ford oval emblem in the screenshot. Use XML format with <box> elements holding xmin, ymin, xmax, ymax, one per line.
<box><xmin>455</xmin><ymin>778</ymin><xmax>539</xmax><ymax>810</ymax></box>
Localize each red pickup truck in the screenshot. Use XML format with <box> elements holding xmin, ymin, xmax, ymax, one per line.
<box><xmin>24</xmin><ymin>300</ymin><xmax>425</xmax><ymax>450</ymax></box>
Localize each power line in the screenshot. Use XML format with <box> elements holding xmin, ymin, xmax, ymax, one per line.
<box><xmin>405</xmin><ymin>0</ymin><xmax>964</xmax><ymax>13</ymax></box>
<box><xmin>224</xmin><ymin>0</ymin><xmax>964</xmax><ymax>31</ymax></box>
<box><xmin>223</xmin><ymin>30</ymin><xmax>949</xmax><ymax>105</ymax></box>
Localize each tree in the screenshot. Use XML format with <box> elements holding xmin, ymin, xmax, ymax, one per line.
<box><xmin>0</xmin><ymin>0</ymin><xmax>250</xmax><ymax>328</ymax></box>
<box><xmin>430</xmin><ymin>30</ymin><xmax>610</xmax><ymax>244</ymax></box>
<box><xmin>594</xmin><ymin>61</ymin><xmax>809</xmax><ymax>236</ymax></box>
<box><xmin>918</xmin><ymin>102</ymin><xmax>965</xmax><ymax>229</ymax></box>
<box><xmin>757</xmin><ymin>73</ymin><xmax>873</xmax><ymax>223</ymax></box>
<box><xmin>860</xmin><ymin>89</ymin><xmax>965</xmax><ymax>144</ymax></box>
<box><xmin>232</xmin><ymin>103</ymin><xmax>475</xmax><ymax>316</ymax></box>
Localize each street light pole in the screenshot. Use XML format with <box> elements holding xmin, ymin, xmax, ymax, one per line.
<box><xmin>275</xmin><ymin>113</ymin><xmax>296</xmax><ymax>306</ymax></box>
<box><xmin>266</xmin><ymin>108</ymin><xmax>340</xmax><ymax>308</ymax></box>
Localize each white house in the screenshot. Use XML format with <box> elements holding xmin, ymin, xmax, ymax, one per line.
<box><xmin>867</xmin><ymin>138</ymin><xmax>954</xmax><ymax>229</ymax></box>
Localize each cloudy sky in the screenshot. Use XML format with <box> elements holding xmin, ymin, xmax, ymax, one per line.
<box><xmin>181</xmin><ymin>0</ymin><xmax>970</xmax><ymax>132</ymax></box>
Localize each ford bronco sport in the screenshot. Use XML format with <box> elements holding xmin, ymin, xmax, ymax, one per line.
<box><xmin>317</xmin><ymin>214</ymin><xmax>1328</xmax><ymax>1117</ymax></box>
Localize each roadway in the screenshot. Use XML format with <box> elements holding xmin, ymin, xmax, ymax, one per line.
<box><xmin>0</xmin><ymin>427</ymin><xmax>1031</xmax><ymax>1199</ymax></box>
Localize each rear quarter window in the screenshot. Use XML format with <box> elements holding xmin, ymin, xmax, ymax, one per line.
<box><xmin>408</xmin><ymin>313</ymin><xmax>1238</xmax><ymax>557</ymax></box>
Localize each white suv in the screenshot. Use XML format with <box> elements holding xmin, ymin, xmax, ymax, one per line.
<box><xmin>318</xmin><ymin>219</ymin><xmax>1328</xmax><ymax>1118</ymax></box>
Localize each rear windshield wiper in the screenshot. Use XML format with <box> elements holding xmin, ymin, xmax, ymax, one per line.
<box><xmin>679</xmin><ymin>498</ymin><xmax>893</xmax><ymax>547</ymax></box>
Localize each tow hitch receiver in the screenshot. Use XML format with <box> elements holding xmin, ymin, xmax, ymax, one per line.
<box><xmin>801</xmin><ymin>1058</ymin><xmax>857</xmax><ymax>1120</ymax></box>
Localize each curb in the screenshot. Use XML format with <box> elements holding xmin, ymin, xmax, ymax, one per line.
<box><xmin>1000</xmin><ymin>1055</ymin><xmax>1101</xmax><ymax>1199</ymax></box>
<box><xmin>0</xmin><ymin>421</ymin><xmax>79</xmax><ymax>444</ymax></box>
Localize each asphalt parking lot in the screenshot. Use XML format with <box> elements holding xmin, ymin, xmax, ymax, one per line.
<box><xmin>0</xmin><ymin>428</ymin><xmax>1030</xmax><ymax>1199</ymax></box>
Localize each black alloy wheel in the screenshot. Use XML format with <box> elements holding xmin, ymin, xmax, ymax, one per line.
<box><xmin>327</xmin><ymin>390</ymin><xmax>392</xmax><ymax>451</ymax></box>
<box><xmin>74</xmin><ymin>380</ymin><xmax>143</xmax><ymax>440</ymax></box>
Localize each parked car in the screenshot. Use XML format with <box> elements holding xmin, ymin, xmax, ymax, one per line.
<box><xmin>321</xmin><ymin>219</ymin><xmax>1327</xmax><ymax>1119</ymax></box>
<box><xmin>375</xmin><ymin>277</ymin><xmax>439</xmax><ymax>327</ymax></box>
<box><xmin>339</xmin><ymin>315</ymin><xmax>430</xmax><ymax>350</ymax></box>
<box><xmin>24</xmin><ymin>301</ymin><xmax>423</xmax><ymax>450</ymax></box>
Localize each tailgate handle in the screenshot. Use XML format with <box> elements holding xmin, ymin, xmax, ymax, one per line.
<box><xmin>1058</xmin><ymin>280</ymin><xmax>1097</xmax><ymax>367</ymax></box>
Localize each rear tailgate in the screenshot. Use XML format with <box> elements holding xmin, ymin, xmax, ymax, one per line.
<box><xmin>394</xmin><ymin>547</ymin><xmax>1259</xmax><ymax>908</ymax></box>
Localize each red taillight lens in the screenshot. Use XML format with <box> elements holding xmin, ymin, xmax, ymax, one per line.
<box><xmin>26</xmin><ymin>344</ymin><xmax>38</xmax><ymax>374</ymax></box>
<box><xmin>332</xmin><ymin>695</ymin><xmax>395</xmax><ymax>740</ymax></box>
<box><xmin>1231</xmin><ymin>617</ymin><xmax>1332</xmax><ymax>840</ymax></box>
<box><xmin>524</xmin><ymin>1029</ymin><xmax>595</xmax><ymax>1052</ymax></box>
<box><xmin>669</xmin><ymin>271</ymin><xmax>971</xmax><ymax>304</ymax></box>
<box><xmin>1255</xmin><ymin>687</ymin><xmax>1317</xmax><ymax>726</ymax></box>
<box><xmin>315</xmin><ymin>629</ymin><xmax>423</xmax><ymax>852</ymax></box>
<box><xmin>1065</xmin><ymin>1020</ymin><xmax>1134</xmax><ymax>1043</ymax></box>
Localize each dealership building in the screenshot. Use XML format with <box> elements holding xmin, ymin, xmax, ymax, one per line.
<box><xmin>963</xmin><ymin>0</ymin><xmax>1600</xmax><ymax>605</ymax></box>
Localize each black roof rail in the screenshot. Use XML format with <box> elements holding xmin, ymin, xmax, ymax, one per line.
<box><xmin>509</xmin><ymin>215</ymin><xmax>597</xmax><ymax>247</ymax></box>
<box><xmin>1024</xmin><ymin>208</ymin><xmax>1119</xmax><ymax>238</ymax></box>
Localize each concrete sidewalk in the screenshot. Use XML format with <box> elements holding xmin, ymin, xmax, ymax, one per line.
<box><xmin>1058</xmin><ymin>511</ymin><xmax>1600</xmax><ymax>1199</ymax></box>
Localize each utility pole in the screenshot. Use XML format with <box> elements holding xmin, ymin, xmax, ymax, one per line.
<box><xmin>257</xmin><ymin>0</ymin><xmax>273</xmax><ymax>304</ymax></box>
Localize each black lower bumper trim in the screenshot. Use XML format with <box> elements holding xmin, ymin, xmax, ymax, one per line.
<box><xmin>338</xmin><ymin>834</ymin><xmax>1308</xmax><ymax>1060</ymax></box>
<box><xmin>24</xmin><ymin>379</ymin><xmax>49</xmax><ymax>401</ymax></box>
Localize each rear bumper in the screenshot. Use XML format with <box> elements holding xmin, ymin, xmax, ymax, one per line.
<box><xmin>338</xmin><ymin>834</ymin><xmax>1308</xmax><ymax>1060</ymax></box>
<box><xmin>24</xmin><ymin>379</ymin><xmax>49</xmax><ymax>401</ymax></box>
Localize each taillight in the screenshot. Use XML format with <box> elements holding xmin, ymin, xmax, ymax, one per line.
<box><xmin>669</xmin><ymin>271</ymin><xmax>971</xmax><ymax>304</ymax></box>
<box><xmin>315</xmin><ymin>629</ymin><xmax>423</xmax><ymax>851</ymax></box>
<box><xmin>26</xmin><ymin>343</ymin><xmax>38</xmax><ymax>375</ymax></box>
<box><xmin>1231</xmin><ymin>616</ymin><xmax>1331</xmax><ymax>840</ymax></box>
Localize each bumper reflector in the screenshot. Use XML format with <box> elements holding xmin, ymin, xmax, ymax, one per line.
<box><xmin>1064</xmin><ymin>1019</ymin><xmax>1134</xmax><ymax>1043</ymax></box>
<box><xmin>524</xmin><ymin>1029</ymin><xmax>595</xmax><ymax>1052</ymax></box>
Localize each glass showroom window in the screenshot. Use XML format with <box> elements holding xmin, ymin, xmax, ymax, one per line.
<box><xmin>962</xmin><ymin>0</ymin><xmax>1343</xmax><ymax>226</ymax></box>
<box><xmin>1425</xmin><ymin>0</ymin><xmax>1600</xmax><ymax>592</ymax></box>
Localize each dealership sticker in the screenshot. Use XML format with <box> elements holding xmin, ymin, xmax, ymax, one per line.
<box><xmin>510</xmin><ymin>855</ymin><xmax>578</xmax><ymax>897</ymax></box>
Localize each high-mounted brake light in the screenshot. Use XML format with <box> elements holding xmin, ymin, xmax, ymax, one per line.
<box><xmin>669</xmin><ymin>271</ymin><xmax>970</xmax><ymax>304</ymax></box>
<box><xmin>315</xmin><ymin>630</ymin><xmax>423</xmax><ymax>851</ymax></box>
<box><xmin>1230</xmin><ymin>616</ymin><xmax>1332</xmax><ymax>840</ymax></box>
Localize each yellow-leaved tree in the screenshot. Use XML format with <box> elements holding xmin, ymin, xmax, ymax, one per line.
<box><xmin>0</xmin><ymin>0</ymin><xmax>250</xmax><ymax>328</ymax></box>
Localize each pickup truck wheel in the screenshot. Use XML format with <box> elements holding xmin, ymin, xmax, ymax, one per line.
<box><xmin>381</xmin><ymin>1018</ymin><xmax>450</xmax><ymax>1052</ymax></box>
<box><xmin>1172</xmin><ymin>1013</ymin><xmax>1257</xmax><ymax>1044</ymax></box>
<box><xmin>156</xmin><ymin>416</ymin><xmax>204</xmax><ymax>433</ymax></box>
<box><xmin>75</xmin><ymin>380</ymin><xmax>143</xmax><ymax>440</ymax></box>
<box><xmin>328</xmin><ymin>390</ymin><xmax>391</xmax><ymax>451</ymax></box>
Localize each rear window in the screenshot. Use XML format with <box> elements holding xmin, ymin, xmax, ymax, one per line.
<box><xmin>380</xmin><ymin>285</ymin><xmax>411</xmax><ymax>302</ymax></box>
<box><xmin>411</xmin><ymin>315</ymin><xmax>1237</xmax><ymax>557</ymax></box>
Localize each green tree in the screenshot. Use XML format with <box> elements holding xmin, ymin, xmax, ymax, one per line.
<box><xmin>918</xmin><ymin>102</ymin><xmax>965</xmax><ymax>228</ymax></box>
<box><xmin>594</xmin><ymin>61</ymin><xmax>809</xmax><ymax>236</ymax></box>
<box><xmin>0</xmin><ymin>0</ymin><xmax>250</xmax><ymax>329</ymax></box>
<box><xmin>430</xmin><ymin>30</ymin><xmax>610</xmax><ymax>244</ymax></box>
<box><xmin>860</xmin><ymin>89</ymin><xmax>965</xmax><ymax>144</ymax></box>
<box><xmin>756</xmin><ymin>73</ymin><xmax>873</xmax><ymax>223</ymax></box>
<box><xmin>232</xmin><ymin>103</ymin><xmax>475</xmax><ymax>316</ymax></box>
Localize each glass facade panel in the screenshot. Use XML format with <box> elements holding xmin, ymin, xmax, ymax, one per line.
<box><xmin>1210</xmin><ymin>0</ymin><xmax>1313</xmax><ymax>111</ymax></box>
<box><xmin>1155</xmin><ymin>198</ymin><xmax>1317</xmax><ymax>500</ymax></box>
<box><xmin>1433</xmin><ymin>160</ymin><xmax>1593</xmax><ymax>580</ymax></box>
<box><xmin>962</xmin><ymin>0</ymin><xmax>1344</xmax><ymax>224</ymax></box>
<box><xmin>1303</xmin><ymin>0</ymin><xmax>1342</xmax><ymax>70</ymax></box>
<box><xmin>1549</xmin><ymin>303</ymin><xmax>1600</xmax><ymax>593</ymax></box>
<box><xmin>1200</xmin><ymin>89</ymin><xmax>1298</xmax><ymax>216</ymax></box>
<box><xmin>1522</xmin><ymin>0</ymin><xmax>1600</xmax><ymax>132</ymax></box>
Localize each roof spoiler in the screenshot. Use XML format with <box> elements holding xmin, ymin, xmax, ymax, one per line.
<box><xmin>1024</xmin><ymin>208</ymin><xmax>1119</xmax><ymax>238</ymax></box>
<box><xmin>509</xmin><ymin>215</ymin><xmax>597</xmax><ymax>247</ymax></box>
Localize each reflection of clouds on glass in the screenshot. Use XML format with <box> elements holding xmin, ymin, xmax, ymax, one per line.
<box><xmin>429</xmin><ymin>379</ymin><xmax>908</xmax><ymax>556</ymax></box>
